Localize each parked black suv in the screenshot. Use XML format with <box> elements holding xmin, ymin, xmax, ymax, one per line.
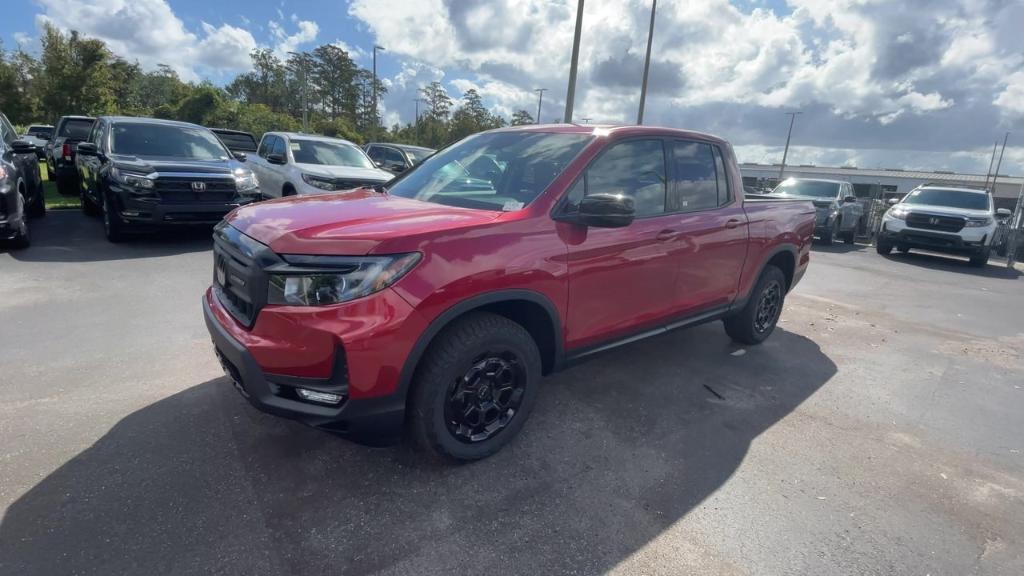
<box><xmin>46</xmin><ymin>115</ymin><xmax>95</xmax><ymax>195</ymax></box>
<box><xmin>75</xmin><ymin>117</ymin><xmax>262</xmax><ymax>242</ymax></box>
<box><xmin>1</xmin><ymin>111</ymin><xmax>45</xmax><ymax>248</ymax></box>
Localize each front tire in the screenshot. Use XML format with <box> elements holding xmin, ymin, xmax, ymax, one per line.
<box><xmin>820</xmin><ymin>218</ymin><xmax>837</xmax><ymax>245</ymax></box>
<box><xmin>724</xmin><ymin>265</ymin><xmax>786</xmax><ymax>345</ymax></box>
<box><xmin>102</xmin><ymin>192</ymin><xmax>127</xmax><ymax>243</ymax></box>
<box><xmin>876</xmin><ymin>239</ymin><xmax>893</xmax><ymax>255</ymax></box>
<box><xmin>408</xmin><ymin>312</ymin><xmax>542</xmax><ymax>462</ymax></box>
<box><xmin>842</xmin><ymin>229</ymin><xmax>855</xmax><ymax>244</ymax></box>
<box><xmin>969</xmin><ymin>248</ymin><xmax>990</xmax><ymax>268</ymax></box>
<box><xmin>27</xmin><ymin>180</ymin><xmax>46</xmax><ymax>218</ymax></box>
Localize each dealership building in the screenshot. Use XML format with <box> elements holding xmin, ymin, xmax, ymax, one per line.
<box><xmin>740</xmin><ymin>163</ymin><xmax>1023</xmax><ymax>211</ymax></box>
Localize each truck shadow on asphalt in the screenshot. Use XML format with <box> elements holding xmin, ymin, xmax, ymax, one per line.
<box><xmin>880</xmin><ymin>251</ymin><xmax>1021</xmax><ymax>279</ymax></box>
<box><xmin>0</xmin><ymin>325</ymin><xmax>835</xmax><ymax>575</ymax></box>
<box><xmin>2</xmin><ymin>210</ymin><xmax>213</xmax><ymax>263</ymax></box>
<box><xmin>811</xmin><ymin>241</ymin><xmax>869</xmax><ymax>254</ymax></box>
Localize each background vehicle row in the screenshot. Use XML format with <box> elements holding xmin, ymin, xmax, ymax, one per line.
<box><xmin>248</xmin><ymin>132</ymin><xmax>392</xmax><ymax>197</ymax></box>
<box><xmin>0</xmin><ymin>111</ymin><xmax>45</xmax><ymax>248</ymax></box>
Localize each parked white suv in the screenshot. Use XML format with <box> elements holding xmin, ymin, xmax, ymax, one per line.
<box><xmin>248</xmin><ymin>132</ymin><xmax>392</xmax><ymax>198</ymax></box>
<box><xmin>877</xmin><ymin>186</ymin><xmax>1011</xmax><ymax>267</ymax></box>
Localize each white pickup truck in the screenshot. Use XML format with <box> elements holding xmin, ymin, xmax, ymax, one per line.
<box><xmin>768</xmin><ymin>178</ymin><xmax>865</xmax><ymax>245</ymax></box>
<box><xmin>248</xmin><ymin>132</ymin><xmax>392</xmax><ymax>198</ymax></box>
<box><xmin>877</xmin><ymin>186</ymin><xmax>1011</xmax><ymax>267</ymax></box>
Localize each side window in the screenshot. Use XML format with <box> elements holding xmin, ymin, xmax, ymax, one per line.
<box><xmin>712</xmin><ymin>146</ymin><xmax>730</xmax><ymax>205</ymax></box>
<box><xmin>668</xmin><ymin>141</ymin><xmax>718</xmax><ymax>212</ymax></box>
<box><xmin>271</xmin><ymin>136</ymin><xmax>287</xmax><ymax>158</ymax></box>
<box><xmin>383</xmin><ymin>147</ymin><xmax>405</xmax><ymax>165</ymax></box>
<box><xmin>90</xmin><ymin>121</ymin><xmax>105</xmax><ymax>147</ymax></box>
<box><xmin>257</xmin><ymin>136</ymin><xmax>271</xmax><ymax>158</ymax></box>
<box><xmin>365</xmin><ymin>146</ymin><xmax>383</xmax><ymax>162</ymax></box>
<box><xmin>0</xmin><ymin>115</ymin><xmax>15</xmax><ymax>145</ymax></box>
<box><xmin>585</xmin><ymin>139</ymin><xmax>667</xmax><ymax>217</ymax></box>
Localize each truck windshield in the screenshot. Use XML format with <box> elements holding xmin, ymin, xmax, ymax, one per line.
<box><xmin>386</xmin><ymin>132</ymin><xmax>591</xmax><ymax>211</ymax></box>
<box><xmin>111</xmin><ymin>123</ymin><xmax>229</xmax><ymax>160</ymax></box>
<box><xmin>773</xmin><ymin>180</ymin><xmax>840</xmax><ymax>199</ymax></box>
<box><xmin>902</xmin><ymin>189</ymin><xmax>990</xmax><ymax>210</ymax></box>
<box><xmin>59</xmin><ymin>119</ymin><xmax>94</xmax><ymax>140</ymax></box>
<box><xmin>291</xmin><ymin>139</ymin><xmax>375</xmax><ymax>168</ymax></box>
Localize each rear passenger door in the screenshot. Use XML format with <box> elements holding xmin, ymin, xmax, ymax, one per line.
<box><xmin>664</xmin><ymin>140</ymin><xmax>749</xmax><ymax>312</ymax></box>
<box><xmin>562</xmin><ymin>138</ymin><xmax>686</xmax><ymax>349</ymax></box>
<box><xmin>251</xmin><ymin>135</ymin><xmax>282</xmax><ymax>197</ymax></box>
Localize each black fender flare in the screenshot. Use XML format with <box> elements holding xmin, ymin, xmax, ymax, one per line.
<box><xmin>396</xmin><ymin>289</ymin><xmax>564</xmax><ymax>401</ymax></box>
<box><xmin>730</xmin><ymin>244</ymin><xmax>800</xmax><ymax>314</ymax></box>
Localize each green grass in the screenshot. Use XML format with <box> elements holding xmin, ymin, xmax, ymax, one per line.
<box><xmin>39</xmin><ymin>161</ymin><xmax>80</xmax><ymax>210</ymax></box>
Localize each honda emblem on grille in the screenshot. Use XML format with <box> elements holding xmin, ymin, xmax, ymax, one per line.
<box><xmin>191</xmin><ymin>181</ymin><xmax>207</xmax><ymax>192</ymax></box>
<box><xmin>929</xmin><ymin>217</ymin><xmax>940</xmax><ymax>225</ymax></box>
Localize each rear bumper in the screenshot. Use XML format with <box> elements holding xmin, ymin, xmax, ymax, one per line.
<box><xmin>203</xmin><ymin>292</ymin><xmax>407</xmax><ymax>444</ymax></box>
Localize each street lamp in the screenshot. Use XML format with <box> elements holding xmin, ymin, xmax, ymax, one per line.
<box><xmin>778</xmin><ymin>111</ymin><xmax>802</xmax><ymax>181</ymax></box>
<box><xmin>534</xmin><ymin>88</ymin><xmax>547</xmax><ymax>125</ymax></box>
<box><xmin>637</xmin><ymin>0</ymin><xmax>657</xmax><ymax>125</ymax></box>
<box><xmin>564</xmin><ymin>0</ymin><xmax>585</xmax><ymax>123</ymax></box>
<box><xmin>372</xmin><ymin>45</ymin><xmax>385</xmax><ymax>141</ymax></box>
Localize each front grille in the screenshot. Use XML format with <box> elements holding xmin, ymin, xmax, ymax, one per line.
<box><xmin>905</xmin><ymin>212</ymin><xmax>965</xmax><ymax>233</ymax></box>
<box><xmin>212</xmin><ymin>222</ymin><xmax>280</xmax><ymax>327</ymax></box>
<box><xmin>155</xmin><ymin>177</ymin><xmax>237</xmax><ymax>204</ymax></box>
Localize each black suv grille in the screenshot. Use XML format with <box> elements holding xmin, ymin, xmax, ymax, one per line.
<box><xmin>156</xmin><ymin>177</ymin><xmax>237</xmax><ymax>204</ymax></box>
<box><xmin>905</xmin><ymin>212</ymin><xmax>965</xmax><ymax>233</ymax></box>
<box><xmin>212</xmin><ymin>222</ymin><xmax>280</xmax><ymax>327</ymax></box>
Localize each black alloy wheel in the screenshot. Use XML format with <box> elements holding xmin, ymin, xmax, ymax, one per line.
<box><xmin>445</xmin><ymin>351</ymin><xmax>527</xmax><ymax>443</ymax></box>
<box><xmin>754</xmin><ymin>280</ymin><xmax>782</xmax><ymax>334</ymax></box>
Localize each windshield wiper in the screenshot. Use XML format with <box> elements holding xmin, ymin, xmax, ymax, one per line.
<box><xmin>372</xmin><ymin>183</ymin><xmax>388</xmax><ymax>194</ymax></box>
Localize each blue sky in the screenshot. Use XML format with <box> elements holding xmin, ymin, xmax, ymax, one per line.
<box><xmin>3</xmin><ymin>0</ymin><xmax>1022</xmax><ymax>174</ymax></box>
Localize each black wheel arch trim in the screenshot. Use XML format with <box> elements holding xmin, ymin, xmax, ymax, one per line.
<box><xmin>396</xmin><ymin>289</ymin><xmax>565</xmax><ymax>401</ymax></box>
<box><xmin>729</xmin><ymin>243</ymin><xmax>800</xmax><ymax>314</ymax></box>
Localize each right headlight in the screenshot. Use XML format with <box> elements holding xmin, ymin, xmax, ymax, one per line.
<box><xmin>964</xmin><ymin>216</ymin><xmax>993</xmax><ymax>227</ymax></box>
<box><xmin>888</xmin><ymin>205</ymin><xmax>908</xmax><ymax>220</ymax></box>
<box><xmin>267</xmin><ymin>253</ymin><xmax>421</xmax><ymax>306</ymax></box>
<box><xmin>111</xmin><ymin>166</ymin><xmax>155</xmax><ymax>190</ymax></box>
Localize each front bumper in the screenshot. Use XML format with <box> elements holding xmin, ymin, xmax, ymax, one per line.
<box><xmin>113</xmin><ymin>194</ymin><xmax>259</xmax><ymax>226</ymax></box>
<box><xmin>880</xmin><ymin>218</ymin><xmax>991</xmax><ymax>253</ymax></box>
<box><xmin>202</xmin><ymin>287</ymin><xmax>425</xmax><ymax>444</ymax></box>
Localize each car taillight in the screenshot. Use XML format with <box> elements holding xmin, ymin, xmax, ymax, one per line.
<box><xmin>62</xmin><ymin>143</ymin><xmax>72</xmax><ymax>160</ymax></box>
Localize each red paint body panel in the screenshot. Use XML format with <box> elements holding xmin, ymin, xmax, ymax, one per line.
<box><xmin>210</xmin><ymin>125</ymin><xmax>814</xmax><ymax>407</ymax></box>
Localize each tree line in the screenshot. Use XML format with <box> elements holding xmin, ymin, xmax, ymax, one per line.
<box><xmin>0</xmin><ymin>25</ymin><xmax>537</xmax><ymax>148</ymax></box>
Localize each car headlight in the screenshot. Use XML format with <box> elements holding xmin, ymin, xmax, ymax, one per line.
<box><xmin>301</xmin><ymin>173</ymin><xmax>337</xmax><ymax>191</ymax></box>
<box><xmin>234</xmin><ymin>169</ymin><xmax>259</xmax><ymax>193</ymax></box>
<box><xmin>964</xmin><ymin>216</ymin><xmax>993</xmax><ymax>227</ymax></box>
<box><xmin>111</xmin><ymin>166</ymin><xmax>154</xmax><ymax>189</ymax></box>
<box><xmin>888</xmin><ymin>206</ymin><xmax>908</xmax><ymax>220</ymax></box>
<box><xmin>267</xmin><ymin>253</ymin><xmax>421</xmax><ymax>306</ymax></box>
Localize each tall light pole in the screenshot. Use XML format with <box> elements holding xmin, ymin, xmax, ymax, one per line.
<box><xmin>372</xmin><ymin>45</ymin><xmax>385</xmax><ymax>141</ymax></box>
<box><xmin>564</xmin><ymin>0</ymin><xmax>585</xmax><ymax>123</ymax></box>
<box><xmin>534</xmin><ymin>88</ymin><xmax>547</xmax><ymax>124</ymax></box>
<box><xmin>778</xmin><ymin>111</ymin><xmax>801</xmax><ymax>182</ymax></box>
<box><xmin>983</xmin><ymin>140</ymin><xmax>999</xmax><ymax>192</ymax></box>
<box><xmin>637</xmin><ymin>0</ymin><xmax>657</xmax><ymax>125</ymax></box>
<box><xmin>990</xmin><ymin>132</ymin><xmax>1010</xmax><ymax>195</ymax></box>
<box><xmin>287</xmin><ymin>51</ymin><xmax>309</xmax><ymax>133</ymax></box>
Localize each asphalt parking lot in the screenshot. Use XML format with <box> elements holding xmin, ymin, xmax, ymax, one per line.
<box><xmin>2</xmin><ymin>211</ymin><xmax>1023</xmax><ymax>575</ymax></box>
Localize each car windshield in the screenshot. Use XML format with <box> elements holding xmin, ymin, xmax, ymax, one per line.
<box><xmin>386</xmin><ymin>131</ymin><xmax>591</xmax><ymax>211</ymax></box>
<box><xmin>902</xmin><ymin>189</ymin><xmax>990</xmax><ymax>210</ymax></box>
<box><xmin>772</xmin><ymin>180</ymin><xmax>841</xmax><ymax>199</ymax></box>
<box><xmin>291</xmin><ymin>139</ymin><xmax>374</xmax><ymax>168</ymax></box>
<box><xmin>110</xmin><ymin>122</ymin><xmax>229</xmax><ymax>160</ymax></box>
<box><xmin>60</xmin><ymin>119</ymin><xmax>94</xmax><ymax>139</ymax></box>
<box><xmin>403</xmin><ymin>147</ymin><xmax>434</xmax><ymax>164</ymax></box>
<box><xmin>29</xmin><ymin>126</ymin><xmax>52</xmax><ymax>137</ymax></box>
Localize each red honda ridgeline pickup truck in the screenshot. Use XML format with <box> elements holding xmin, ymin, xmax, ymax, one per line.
<box><xmin>203</xmin><ymin>124</ymin><xmax>815</xmax><ymax>461</ymax></box>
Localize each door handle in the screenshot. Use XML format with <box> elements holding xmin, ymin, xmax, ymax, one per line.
<box><xmin>656</xmin><ymin>229</ymin><xmax>678</xmax><ymax>241</ymax></box>
<box><xmin>725</xmin><ymin>219</ymin><xmax>743</xmax><ymax>229</ymax></box>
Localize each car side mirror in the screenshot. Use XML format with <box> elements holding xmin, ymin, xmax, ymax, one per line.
<box><xmin>887</xmin><ymin>198</ymin><xmax>899</xmax><ymax>206</ymax></box>
<box><xmin>843</xmin><ymin>195</ymin><xmax>857</xmax><ymax>204</ymax></box>
<box><xmin>388</xmin><ymin>162</ymin><xmax>406</xmax><ymax>172</ymax></box>
<box><xmin>995</xmin><ymin>208</ymin><xmax>1012</xmax><ymax>219</ymax></box>
<box><xmin>374</xmin><ymin>160</ymin><xmax>386</xmax><ymax>169</ymax></box>
<box><xmin>10</xmin><ymin>139</ymin><xmax>37</xmax><ymax>154</ymax></box>
<box><xmin>76</xmin><ymin>142</ymin><xmax>98</xmax><ymax>156</ymax></box>
<box><xmin>267</xmin><ymin>153</ymin><xmax>287</xmax><ymax>165</ymax></box>
<box><xmin>576</xmin><ymin>193</ymin><xmax>635</xmax><ymax>228</ymax></box>
<box><xmin>233</xmin><ymin>151</ymin><xmax>247</xmax><ymax>162</ymax></box>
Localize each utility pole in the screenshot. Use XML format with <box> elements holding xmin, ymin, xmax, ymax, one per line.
<box><xmin>534</xmin><ymin>88</ymin><xmax>547</xmax><ymax>124</ymax></box>
<box><xmin>287</xmin><ymin>51</ymin><xmax>309</xmax><ymax>133</ymax></box>
<box><xmin>990</xmin><ymin>132</ymin><xmax>1010</xmax><ymax>195</ymax></box>
<box><xmin>983</xmin><ymin>140</ymin><xmax>998</xmax><ymax>191</ymax></box>
<box><xmin>564</xmin><ymin>0</ymin><xmax>585</xmax><ymax>123</ymax></box>
<box><xmin>372</xmin><ymin>45</ymin><xmax>385</xmax><ymax>141</ymax></box>
<box><xmin>637</xmin><ymin>0</ymin><xmax>657</xmax><ymax>125</ymax></box>
<box><xmin>778</xmin><ymin>111</ymin><xmax>801</xmax><ymax>182</ymax></box>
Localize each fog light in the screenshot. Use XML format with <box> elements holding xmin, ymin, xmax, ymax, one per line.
<box><xmin>296</xmin><ymin>388</ymin><xmax>343</xmax><ymax>404</ymax></box>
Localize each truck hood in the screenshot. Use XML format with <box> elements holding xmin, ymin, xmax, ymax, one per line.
<box><xmin>108</xmin><ymin>155</ymin><xmax>243</xmax><ymax>175</ymax></box>
<box><xmin>226</xmin><ymin>189</ymin><xmax>502</xmax><ymax>255</ymax></box>
<box><xmin>294</xmin><ymin>163</ymin><xmax>392</xmax><ymax>182</ymax></box>
<box><xmin>900</xmin><ymin>204</ymin><xmax>991</xmax><ymax>218</ymax></box>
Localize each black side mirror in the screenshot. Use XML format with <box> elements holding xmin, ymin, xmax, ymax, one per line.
<box><xmin>233</xmin><ymin>151</ymin><xmax>247</xmax><ymax>162</ymax></box>
<box><xmin>843</xmin><ymin>195</ymin><xmax>857</xmax><ymax>204</ymax></box>
<box><xmin>10</xmin><ymin>139</ymin><xmax>36</xmax><ymax>154</ymax></box>
<box><xmin>76</xmin><ymin>142</ymin><xmax>98</xmax><ymax>156</ymax></box>
<box><xmin>267</xmin><ymin>153</ymin><xmax>286</xmax><ymax>165</ymax></box>
<box><xmin>576</xmin><ymin>193</ymin><xmax>635</xmax><ymax>228</ymax></box>
<box><xmin>388</xmin><ymin>162</ymin><xmax>406</xmax><ymax>172</ymax></box>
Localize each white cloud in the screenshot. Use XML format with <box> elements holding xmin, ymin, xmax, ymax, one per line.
<box><xmin>34</xmin><ymin>0</ymin><xmax>257</xmax><ymax>80</ymax></box>
<box><xmin>268</xmin><ymin>18</ymin><xmax>319</xmax><ymax>57</ymax></box>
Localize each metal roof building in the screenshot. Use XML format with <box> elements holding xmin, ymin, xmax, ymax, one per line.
<box><xmin>740</xmin><ymin>163</ymin><xmax>1024</xmax><ymax>210</ymax></box>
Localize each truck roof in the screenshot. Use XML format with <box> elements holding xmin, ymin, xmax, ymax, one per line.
<box><xmin>917</xmin><ymin>185</ymin><xmax>989</xmax><ymax>195</ymax></box>
<box><xmin>100</xmin><ymin>116</ymin><xmax>205</xmax><ymax>129</ymax></box>
<box><xmin>489</xmin><ymin>123</ymin><xmax>729</xmax><ymax>146</ymax></box>
<box><xmin>266</xmin><ymin>132</ymin><xmax>359</xmax><ymax>146</ymax></box>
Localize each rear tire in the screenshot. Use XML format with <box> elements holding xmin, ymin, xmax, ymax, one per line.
<box><xmin>969</xmin><ymin>248</ymin><xmax>990</xmax><ymax>268</ymax></box>
<box><xmin>56</xmin><ymin>173</ymin><xmax>77</xmax><ymax>197</ymax></box>
<box><xmin>724</xmin><ymin>265</ymin><xmax>786</xmax><ymax>345</ymax></box>
<box><xmin>408</xmin><ymin>312</ymin><xmax>542</xmax><ymax>462</ymax></box>
<box><xmin>876</xmin><ymin>239</ymin><xmax>893</xmax><ymax>255</ymax></box>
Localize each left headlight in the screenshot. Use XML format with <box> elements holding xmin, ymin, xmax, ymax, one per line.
<box><xmin>234</xmin><ymin>169</ymin><xmax>259</xmax><ymax>193</ymax></box>
<box><xmin>267</xmin><ymin>253</ymin><xmax>422</xmax><ymax>306</ymax></box>
<box><xmin>964</xmin><ymin>216</ymin><xmax>993</xmax><ymax>227</ymax></box>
